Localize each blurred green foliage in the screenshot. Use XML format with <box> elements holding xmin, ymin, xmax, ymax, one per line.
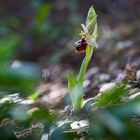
<box><xmin>0</xmin><ymin>34</ymin><xmax>20</xmax><ymax>62</ymax></box>
<box><xmin>0</xmin><ymin>0</ymin><xmax>81</xmax><ymax>64</ymax></box>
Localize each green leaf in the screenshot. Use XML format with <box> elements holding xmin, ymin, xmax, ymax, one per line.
<box><xmin>67</xmin><ymin>72</ymin><xmax>83</xmax><ymax>111</ymax></box>
<box><xmin>0</xmin><ymin>34</ymin><xmax>20</xmax><ymax>63</ymax></box>
<box><xmin>111</xmin><ymin>98</ymin><xmax>140</xmax><ymax>118</ymax></box>
<box><xmin>92</xmin><ymin>23</ymin><xmax>98</xmax><ymax>42</ymax></box>
<box><xmin>87</xmin><ymin>18</ymin><xmax>97</xmax><ymax>35</ymax></box>
<box><xmin>86</xmin><ymin>6</ymin><xmax>97</xmax><ymax>26</ymax></box>
<box><xmin>94</xmin><ymin>110</ymin><xmax>125</xmax><ymax>135</ymax></box>
<box><xmin>34</xmin><ymin>3</ymin><xmax>51</xmax><ymax>28</ymax></box>
<box><xmin>28</xmin><ymin>92</ymin><xmax>40</xmax><ymax>100</ymax></box>
<box><xmin>97</xmin><ymin>85</ymin><xmax>125</xmax><ymax>106</ymax></box>
<box><xmin>0</xmin><ymin>62</ymin><xmax>40</xmax><ymax>94</ymax></box>
<box><xmin>86</xmin><ymin>6</ymin><xmax>97</xmax><ymax>35</ymax></box>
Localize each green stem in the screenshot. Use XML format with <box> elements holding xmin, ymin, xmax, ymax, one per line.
<box><xmin>78</xmin><ymin>46</ymin><xmax>93</xmax><ymax>85</ymax></box>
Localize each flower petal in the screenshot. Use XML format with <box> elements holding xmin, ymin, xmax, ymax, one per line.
<box><xmin>81</xmin><ymin>24</ymin><xmax>88</xmax><ymax>34</ymax></box>
<box><xmin>89</xmin><ymin>42</ymin><xmax>98</xmax><ymax>48</ymax></box>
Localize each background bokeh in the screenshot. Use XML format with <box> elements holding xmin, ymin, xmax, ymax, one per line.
<box><xmin>1</xmin><ymin>0</ymin><xmax>140</xmax><ymax>67</ymax></box>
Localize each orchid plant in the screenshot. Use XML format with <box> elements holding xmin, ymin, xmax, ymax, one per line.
<box><xmin>68</xmin><ymin>6</ymin><xmax>98</xmax><ymax>111</ymax></box>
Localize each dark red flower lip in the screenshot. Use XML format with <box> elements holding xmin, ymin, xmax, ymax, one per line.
<box><xmin>75</xmin><ymin>38</ymin><xmax>87</xmax><ymax>53</ymax></box>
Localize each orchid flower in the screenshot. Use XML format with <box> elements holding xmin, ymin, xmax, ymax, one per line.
<box><xmin>68</xmin><ymin>6</ymin><xmax>98</xmax><ymax>111</ymax></box>
<box><xmin>80</xmin><ymin>24</ymin><xmax>98</xmax><ymax>48</ymax></box>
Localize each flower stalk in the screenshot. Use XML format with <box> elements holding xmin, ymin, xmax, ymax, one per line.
<box><xmin>68</xmin><ymin>6</ymin><xmax>98</xmax><ymax>111</ymax></box>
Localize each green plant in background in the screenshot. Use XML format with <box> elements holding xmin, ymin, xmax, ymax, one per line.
<box><xmin>0</xmin><ymin>30</ymin><xmax>40</xmax><ymax>94</ymax></box>
<box><xmin>68</xmin><ymin>6</ymin><xmax>98</xmax><ymax>111</ymax></box>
